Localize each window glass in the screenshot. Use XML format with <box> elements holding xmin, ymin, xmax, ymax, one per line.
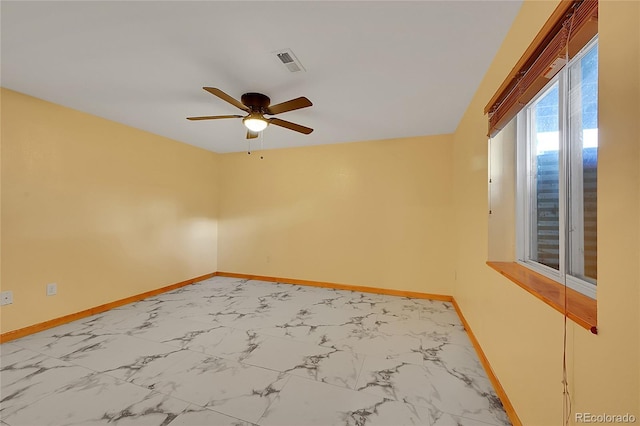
<box><xmin>530</xmin><ymin>83</ymin><xmax>560</xmax><ymax>270</ymax></box>
<box><xmin>568</xmin><ymin>43</ymin><xmax>598</xmax><ymax>283</ymax></box>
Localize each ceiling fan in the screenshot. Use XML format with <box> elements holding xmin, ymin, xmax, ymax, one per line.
<box><xmin>187</xmin><ymin>87</ymin><xmax>313</xmax><ymax>139</ymax></box>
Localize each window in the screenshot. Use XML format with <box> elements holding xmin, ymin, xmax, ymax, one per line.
<box><xmin>516</xmin><ymin>38</ymin><xmax>598</xmax><ymax>299</ymax></box>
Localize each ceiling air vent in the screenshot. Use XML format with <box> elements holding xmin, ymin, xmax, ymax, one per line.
<box><xmin>273</xmin><ymin>48</ymin><xmax>306</xmax><ymax>73</ymax></box>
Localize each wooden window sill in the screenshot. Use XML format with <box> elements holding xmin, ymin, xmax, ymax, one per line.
<box><xmin>487</xmin><ymin>261</ymin><xmax>597</xmax><ymax>334</ymax></box>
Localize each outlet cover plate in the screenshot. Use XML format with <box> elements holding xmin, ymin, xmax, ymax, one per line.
<box><xmin>46</xmin><ymin>283</ymin><xmax>57</xmax><ymax>296</ymax></box>
<box><xmin>1</xmin><ymin>291</ymin><xmax>13</xmax><ymax>306</ymax></box>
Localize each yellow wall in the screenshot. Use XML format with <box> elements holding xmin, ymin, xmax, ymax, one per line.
<box><xmin>1</xmin><ymin>89</ymin><xmax>219</xmax><ymax>333</ymax></box>
<box><xmin>1</xmin><ymin>92</ymin><xmax>455</xmax><ymax>330</ymax></box>
<box><xmin>488</xmin><ymin>118</ymin><xmax>516</xmax><ymax>262</ymax></box>
<box><xmin>452</xmin><ymin>0</ymin><xmax>640</xmax><ymax>424</ymax></box>
<box><xmin>218</xmin><ymin>136</ymin><xmax>454</xmax><ymax>294</ymax></box>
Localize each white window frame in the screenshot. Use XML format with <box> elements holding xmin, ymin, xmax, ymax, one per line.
<box><xmin>516</xmin><ymin>37</ymin><xmax>598</xmax><ymax>300</ymax></box>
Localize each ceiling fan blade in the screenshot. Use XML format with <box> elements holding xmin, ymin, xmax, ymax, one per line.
<box><xmin>269</xmin><ymin>118</ymin><xmax>313</xmax><ymax>134</ymax></box>
<box><xmin>203</xmin><ymin>87</ymin><xmax>249</xmax><ymax>112</ymax></box>
<box><xmin>266</xmin><ymin>97</ymin><xmax>312</xmax><ymax>115</ymax></box>
<box><xmin>246</xmin><ymin>130</ymin><xmax>259</xmax><ymax>139</ymax></box>
<box><xmin>187</xmin><ymin>115</ymin><xmax>243</xmax><ymax>121</ymax></box>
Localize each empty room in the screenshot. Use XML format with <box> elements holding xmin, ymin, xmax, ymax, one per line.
<box><xmin>1</xmin><ymin>1</ymin><xmax>638</xmax><ymax>425</ymax></box>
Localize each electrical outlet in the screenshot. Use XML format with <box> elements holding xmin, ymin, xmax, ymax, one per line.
<box><xmin>46</xmin><ymin>283</ymin><xmax>57</xmax><ymax>296</ymax></box>
<box><xmin>1</xmin><ymin>291</ymin><xmax>13</xmax><ymax>306</ymax></box>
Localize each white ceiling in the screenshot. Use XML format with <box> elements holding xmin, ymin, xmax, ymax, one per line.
<box><xmin>1</xmin><ymin>1</ymin><xmax>522</xmax><ymax>153</ymax></box>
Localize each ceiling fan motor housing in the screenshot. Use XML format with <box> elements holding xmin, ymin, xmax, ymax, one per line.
<box><xmin>241</xmin><ymin>93</ymin><xmax>271</xmax><ymax>112</ymax></box>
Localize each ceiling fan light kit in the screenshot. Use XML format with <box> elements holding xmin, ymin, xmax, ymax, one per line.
<box><xmin>187</xmin><ymin>87</ymin><xmax>313</xmax><ymax>139</ymax></box>
<box><xmin>243</xmin><ymin>114</ymin><xmax>269</xmax><ymax>132</ymax></box>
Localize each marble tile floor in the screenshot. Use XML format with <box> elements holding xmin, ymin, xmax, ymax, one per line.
<box><xmin>0</xmin><ymin>276</ymin><xmax>511</xmax><ymax>426</ymax></box>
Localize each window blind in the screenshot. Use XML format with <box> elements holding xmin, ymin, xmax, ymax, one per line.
<box><xmin>485</xmin><ymin>0</ymin><xmax>598</xmax><ymax>138</ymax></box>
